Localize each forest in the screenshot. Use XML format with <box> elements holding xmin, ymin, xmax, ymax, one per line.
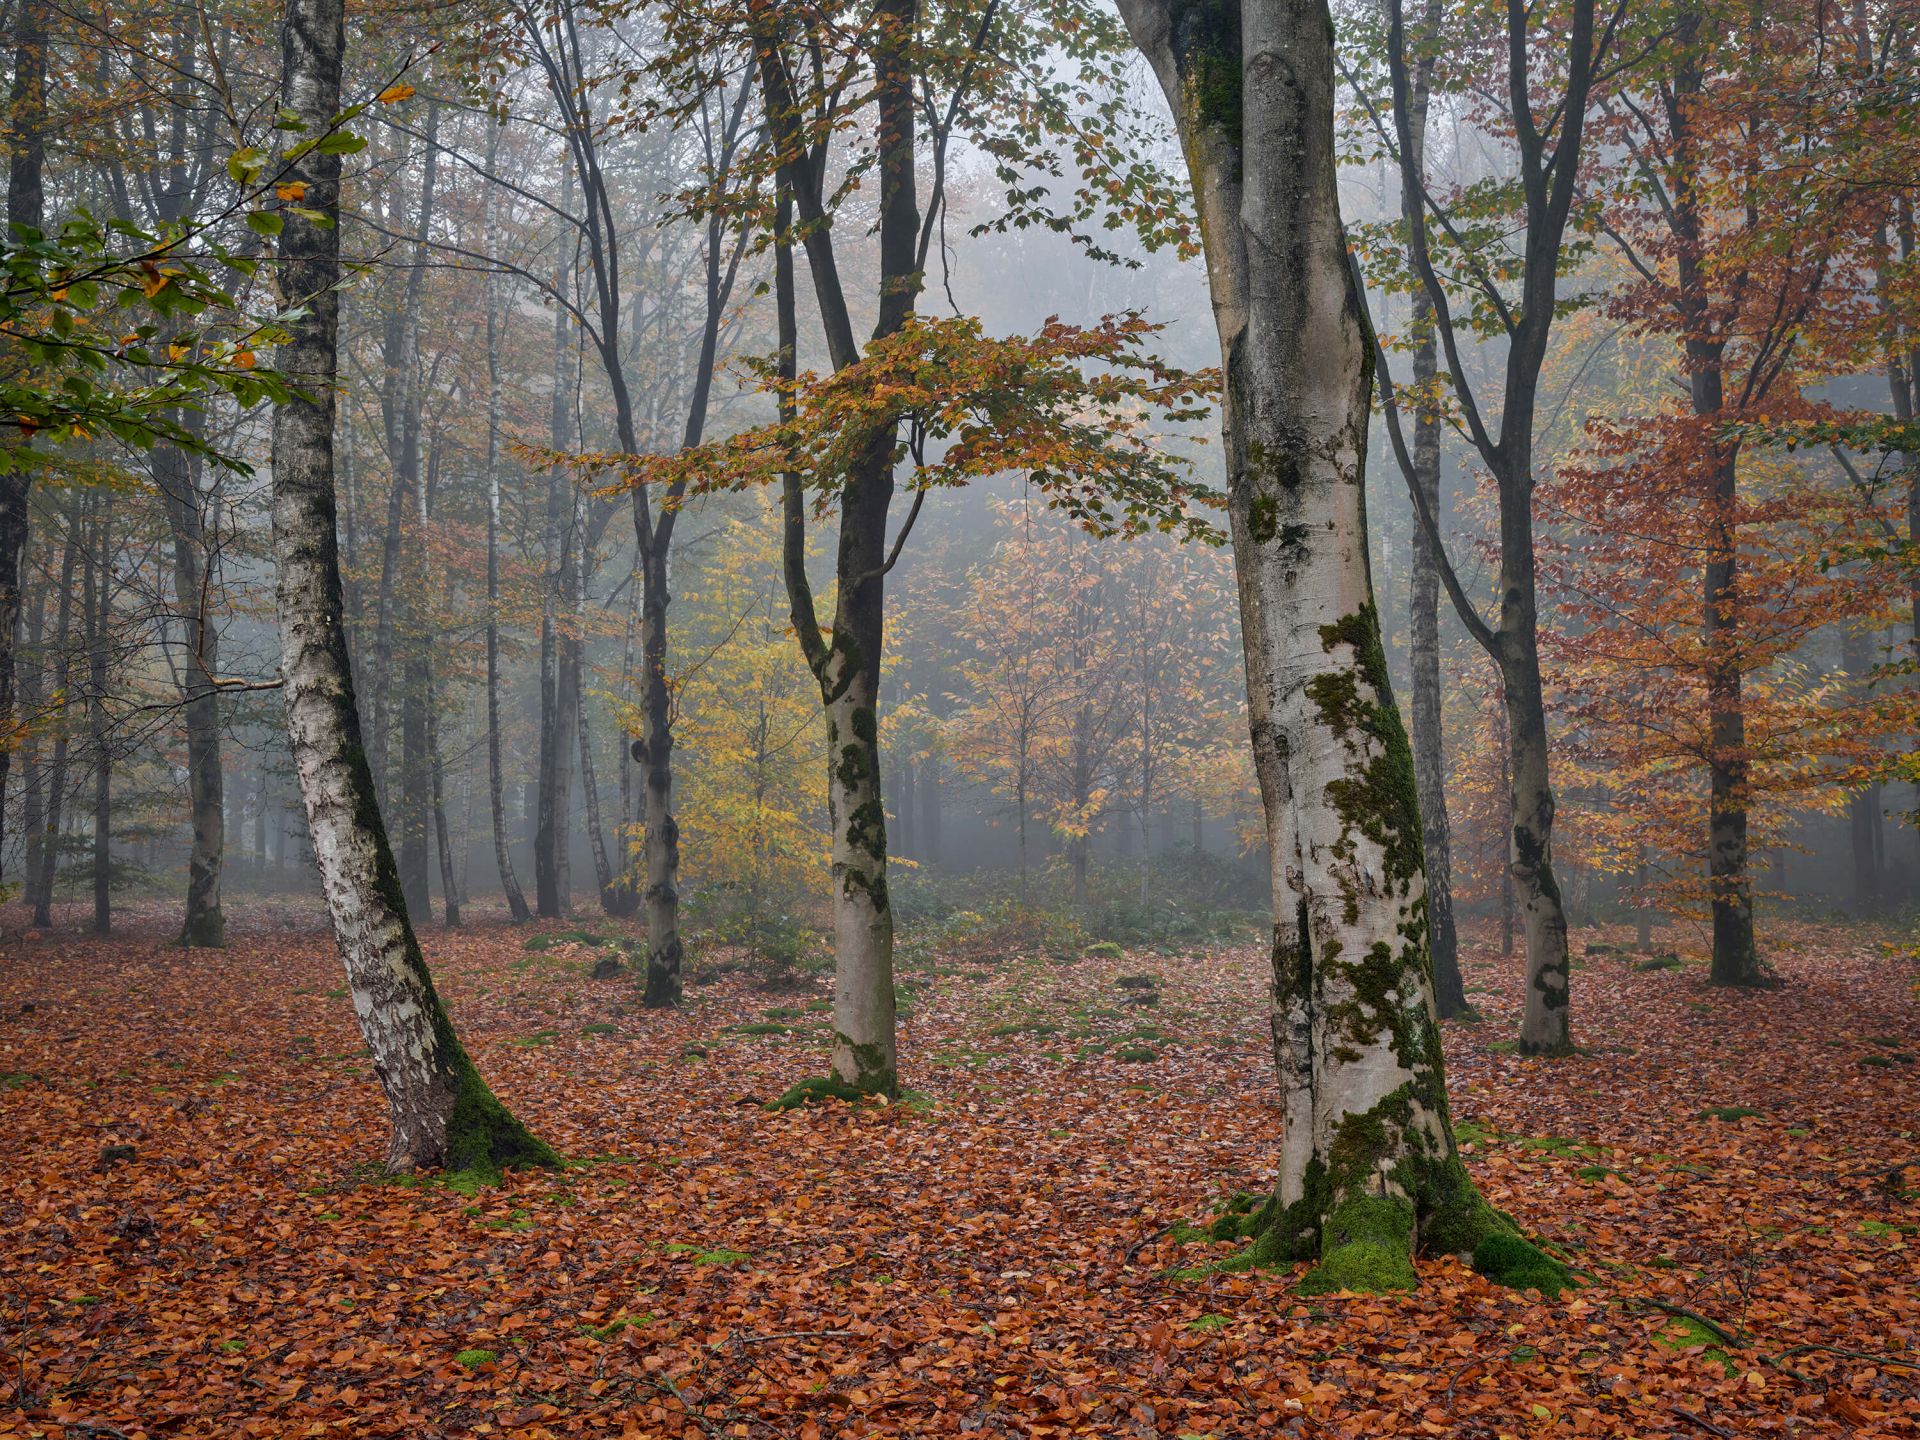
<box><xmin>0</xmin><ymin>0</ymin><xmax>1916</xmax><ymax>1434</ymax></box>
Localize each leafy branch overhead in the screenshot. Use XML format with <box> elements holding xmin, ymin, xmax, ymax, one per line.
<box><xmin>589</xmin><ymin>313</ymin><xmax>1221</xmax><ymax>541</ymax></box>
<box><xmin>0</xmin><ymin>212</ymin><xmax>296</xmax><ymax>472</ymax></box>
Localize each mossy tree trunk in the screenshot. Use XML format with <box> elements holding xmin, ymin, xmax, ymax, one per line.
<box><xmin>269</xmin><ymin>0</ymin><xmax>555</xmax><ymax>1176</ymax></box>
<box><xmin>757</xmin><ymin>0</ymin><xmax>922</xmax><ymax>1100</ymax></box>
<box><xmin>636</xmin><ymin>567</ymin><xmax>683</xmax><ymax>1004</ymax></box>
<box><xmin>770</xmin><ymin>184</ymin><xmax>900</xmax><ymax>1096</ymax></box>
<box><xmin>1116</xmin><ymin>0</ymin><xmax>1561</xmax><ymax>1294</ymax></box>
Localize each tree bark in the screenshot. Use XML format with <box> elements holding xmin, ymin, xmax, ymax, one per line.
<box><xmin>534</xmin><ymin>306</ymin><xmax>576</xmax><ymax>918</ymax></box>
<box><xmin>33</xmin><ymin>494</ymin><xmax>77</xmax><ymax>926</ymax></box>
<box><xmin>480</xmin><ymin>137</ymin><xmax>530</xmax><ymax>923</ymax></box>
<box><xmin>156</xmin><ymin>428</ymin><xmax>227</xmax><ymax>945</ymax></box>
<box><xmin>571</xmin><ymin>510</ymin><xmax>624</xmax><ymax>916</ymax></box>
<box><xmin>1374</xmin><ymin>0</ymin><xmax>1590</xmax><ymax>1052</ymax></box>
<box><xmin>84</xmin><ymin>500</ymin><xmax>110</xmax><ymax>936</ymax></box>
<box><xmin>1116</xmin><ymin>0</ymin><xmax>1556</xmax><ymax>1294</ymax></box>
<box><xmin>0</xmin><ymin>0</ymin><xmax>47</xmax><ymax>880</ymax></box>
<box><xmin>636</xmin><ymin>561</ymin><xmax>682</xmax><ymax>1003</ymax></box>
<box><xmin>428</xmin><ymin>696</ymin><xmax>459</xmax><ymax>927</ymax></box>
<box><xmin>19</xmin><ymin>581</ymin><xmax>43</xmax><ymax>910</ymax></box>
<box><xmin>1399</xmin><ymin>0</ymin><xmax>1464</xmax><ymax>1017</ymax></box>
<box><xmin>269</xmin><ymin>0</ymin><xmax>553</xmax><ymax>1175</ymax></box>
<box><xmin>758</xmin><ymin>0</ymin><xmax>923</xmax><ymax>1095</ymax></box>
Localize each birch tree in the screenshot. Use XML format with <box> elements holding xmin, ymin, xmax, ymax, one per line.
<box><xmin>268</xmin><ymin>0</ymin><xmax>554</xmax><ymax>1175</ymax></box>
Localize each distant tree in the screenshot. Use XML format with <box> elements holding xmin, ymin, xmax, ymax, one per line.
<box><xmin>671</xmin><ymin>490</ymin><xmax>827</xmax><ymax>912</ymax></box>
<box><xmin>1590</xmin><ymin>0</ymin><xmax>1910</xmax><ymax>980</ymax></box>
<box><xmin>629</xmin><ymin>305</ymin><xmax>1214</xmax><ymax>1097</ymax></box>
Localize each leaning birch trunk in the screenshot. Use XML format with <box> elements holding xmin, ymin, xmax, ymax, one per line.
<box><xmin>269</xmin><ymin>0</ymin><xmax>553</xmax><ymax>1175</ymax></box>
<box><xmin>1116</xmin><ymin>0</ymin><xmax>1564</xmax><ymax>1294</ymax></box>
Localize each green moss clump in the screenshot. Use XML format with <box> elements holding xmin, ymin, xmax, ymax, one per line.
<box><xmin>1654</xmin><ymin>1317</ymin><xmax>1737</xmax><ymax>1376</ymax></box>
<box><xmin>1297</xmin><ymin>1194</ymin><xmax>1418</xmax><ymax>1295</ymax></box>
<box><xmin>1471</xmin><ymin>1231</ymin><xmax>1572</xmax><ymax>1296</ymax></box>
<box><xmin>524</xmin><ymin>929</ymin><xmax>603</xmax><ymax>952</ymax></box>
<box><xmin>1168</xmin><ymin>0</ymin><xmax>1243</xmax><ymax>142</ymax></box>
<box><xmin>454</xmin><ymin>1348</ymin><xmax>497</xmax><ymax>1369</ymax></box>
<box><xmin>1085</xmin><ymin>941</ymin><xmax>1125</xmax><ymax>960</ymax></box>
<box><xmin>580</xmin><ymin>1023</ymin><xmax>616</xmax><ymax>1036</ymax></box>
<box><xmin>1632</xmin><ymin>954</ymin><xmax>1682</xmax><ymax>972</ymax></box>
<box><xmin>833</xmin><ymin>1035</ymin><xmax>898</xmax><ymax>1099</ymax></box>
<box><xmin>727</xmin><ymin>1022</ymin><xmax>793</xmax><ymax>1037</ymax></box>
<box><xmin>1116</xmin><ymin>1046</ymin><xmax>1160</xmax><ymax>1063</ymax></box>
<box><xmin>1697</xmin><ymin>1105</ymin><xmax>1760</xmax><ymax>1122</ymax></box>
<box><xmin>765</xmin><ymin>1074</ymin><xmax>876</xmax><ymax>1111</ymax></box>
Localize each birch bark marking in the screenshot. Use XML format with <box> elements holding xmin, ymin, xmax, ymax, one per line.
<box><xmin>269</xmin><ymin>0</ymin><xmax>552</xmax><ymax>1175</ymax></box>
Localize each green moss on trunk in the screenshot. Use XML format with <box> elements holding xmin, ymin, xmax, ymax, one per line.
<box><xmin>438</xmin><ymin>1021</ymin><xmax>561</xmax><ymax>1181</ymax></box>
<box><xmin>766</xmin><ymin>1073</ymin><xmax>880</xmax><ymax>1111</ymax></box>
<box><xmin>1221</xmin><ymin>1086</ymin><xmax>1571</xmax><ymax>1296</ymax></box>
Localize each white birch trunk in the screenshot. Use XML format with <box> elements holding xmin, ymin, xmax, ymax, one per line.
<box><xmin>269</xmin><ymin>0</ymin><xmax>551</xmax><ymax>1176</ymax></box>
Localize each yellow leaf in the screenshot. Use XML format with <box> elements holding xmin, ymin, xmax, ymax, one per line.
<box><xmin>275</xmin><ymin>181</ymin><xmax>307</xmax><ymax>201</ymax></box>
<box><xmin>377</xmin><ymin>83</ymin><xmax>415</xmax><ymax>104</ymax></box>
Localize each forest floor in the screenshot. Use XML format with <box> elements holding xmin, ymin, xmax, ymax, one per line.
<box><xmin>0</xmin><ymin>905</ymin><xmax>1916</xmax><ymax>1440</ymax></box>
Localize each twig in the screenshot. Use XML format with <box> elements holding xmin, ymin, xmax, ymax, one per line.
<box><xmin>1122</xmin><ymin>1222</ymin><xmax>1176</xmax><ymax>1265</ymax></box>
<box><xmin>1670</xmin><ymin>1406</ymin><xmax>1735</xmax><ymax>1438</ymax></box>
<box><xmin>1445</xmin><ymin>1358</ymin><xmax>1485</xmax><ymax>1409</ymax></box>
<box><xmin>1768</xmin><ymin>1344</ymin><xmax>1920</xmax><ymax>1374</ymax></box>
<box><xmin>731</xmin><ymin>1329</ymin><xmax>856</xmax><ymax>1346</ymax></box>
<box><xmin>651</xmin><ymin>1373</ymin><xmax>728</xmax><ymax>1440</ymax></box>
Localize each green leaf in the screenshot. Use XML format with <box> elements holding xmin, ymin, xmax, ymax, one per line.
<box><xmin>227</xmin><ymin>147</ymin><xmax>268</xmax><ymax>186</ymax></box>
<box><xmin>246</xmin><ymin>210</ymin><xmax>284</xmax><ymax>238</ymax></box>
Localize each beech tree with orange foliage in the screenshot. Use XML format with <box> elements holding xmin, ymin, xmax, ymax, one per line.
<box><xmin>1582</xmin><ymin>0</ymin><xmax>1919</xmax><ymax>981</ymax></box>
